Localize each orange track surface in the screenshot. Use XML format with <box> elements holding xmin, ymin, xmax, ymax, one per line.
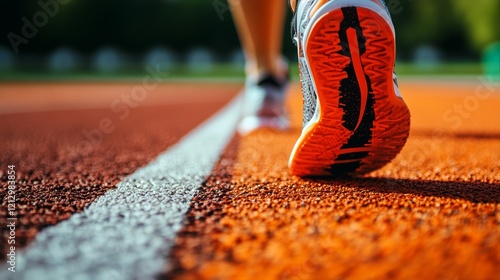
<box><xmin>0</xmin><ymin>82</ymin><xmax>239</xmax><ymax>259</ymax></box>
<box><xmin>169</xmin><ymin>80</ymin><xmax>500</xmax><ymax>279</ymax></box>
<box><xmin>1</xmin><ymin>80</ymin><xmax>499</xmax><ymax>279</ymax></box>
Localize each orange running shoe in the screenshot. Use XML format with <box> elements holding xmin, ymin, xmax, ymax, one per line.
<box><xmin>289</xmin><ymin>0</ymin><xmax>411</xmax><ymax>176</ymax></box>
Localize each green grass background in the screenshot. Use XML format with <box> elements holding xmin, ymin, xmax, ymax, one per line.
<box><xmin>0</xmin><ymin>63</ymin><xmax>486</xmax><ymax>82</ymax></box>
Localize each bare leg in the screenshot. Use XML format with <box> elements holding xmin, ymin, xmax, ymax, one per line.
<box><xmin>230</xmin><ymin>0</ymin><xmax>287</xmax><ymax>79</ymax></box>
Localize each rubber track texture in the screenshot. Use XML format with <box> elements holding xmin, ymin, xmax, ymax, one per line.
<box><xmin>0</xmin><ymin>83</ymin><xmax>238</xmax><ymax>261</ymax></box>
<box><xmin>168</xmin><ymin>86</ymin><xmax>500</xmax><ymax>280</ymax></box>
<box><xmin>290</xmin><ymin>7</ymin><xmax>410</xmax><ymax>177</ymax></box>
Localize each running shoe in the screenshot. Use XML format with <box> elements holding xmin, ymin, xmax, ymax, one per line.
<box><xmin>289</xmin><ymin>0</ymin><xmax>411</xmax><ymax>176</ymax></box>
<box><xmin>238</xmin><ymin>68</ymin><xmax>290</xmax><ymax>135</ymax></box>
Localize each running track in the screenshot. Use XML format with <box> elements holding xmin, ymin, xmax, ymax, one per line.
<box><xmin>1</xmin><ymin>78</ymin><xmax>499</xmax><ymax>279</ymax></box>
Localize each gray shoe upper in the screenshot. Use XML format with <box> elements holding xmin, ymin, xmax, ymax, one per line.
<box><xmin>242</xmin><ymin>74</ymin><xmax>288</xmax><ymax>118</ymax></box>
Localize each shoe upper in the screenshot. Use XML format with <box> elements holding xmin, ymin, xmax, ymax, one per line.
<box><xmin>242</xmin><ymin>74</ymin><xmax>288</xmax><ymax>118</ymax></box>
<box><xmin>293</xmin><ymin>0</ymin><xmax>319</xmax><ymax>128</ymax></box>
<box><xmin>237</xmin><ymin>71</ymin><xmax>290</xmax><ymax>135</ymax></box>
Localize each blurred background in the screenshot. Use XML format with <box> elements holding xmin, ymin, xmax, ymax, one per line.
<box><xmin>0</xmin><ymin>0</ymin><xmax>499</xmax><ymax>81</ymax></box>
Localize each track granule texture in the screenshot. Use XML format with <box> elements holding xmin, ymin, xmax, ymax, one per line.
<box><xmin>169</xmin><ymin>81</ymin><xmax>500</xmax><ymax>279</ymax></box>
<box><xmin>0</xmin><ymin>82</ymin><xmax>237</xmax><ymax>260</ymax></box>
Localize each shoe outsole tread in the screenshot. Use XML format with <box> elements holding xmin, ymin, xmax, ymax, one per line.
<box><xmin>290</xmin><ymin>6</ymin><xmax>411</xmax><ymax>177</ymax></box>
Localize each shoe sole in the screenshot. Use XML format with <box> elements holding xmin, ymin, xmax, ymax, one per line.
<box><xmin>289</xmin><ymin>6</ymin><xmax>411</xmax><ymax>177</ymax></box>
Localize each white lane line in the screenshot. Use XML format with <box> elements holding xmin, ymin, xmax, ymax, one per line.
<box><xmin>1</xmin><ymin>96</ymin><xmax>242</xmax><ymax>280</ymax></box>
